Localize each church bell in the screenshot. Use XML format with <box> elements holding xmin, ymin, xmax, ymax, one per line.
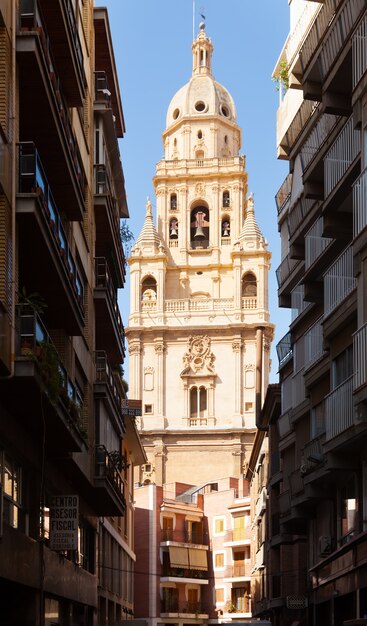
<box><xmin>194</xmin><ymin>225</ymin><xmax>205</xmax><ymax>239</ymax></box>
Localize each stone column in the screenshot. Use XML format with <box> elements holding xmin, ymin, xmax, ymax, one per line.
<box><xmin>232</xmin><ymin>338</ymin><xmax>242</xmax><ymax>426</ymax></box>
<box><xmin>155</xmin><ymin>341</ymin><xmax>165</xmax><ymax>417</ymax></box>
<box><xmin>128</xmin><ymin>341</ymin><xmax>141</xmax><ymax>401</ymax></box>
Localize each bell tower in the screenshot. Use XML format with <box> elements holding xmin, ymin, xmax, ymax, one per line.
<box><xmin>126</xmin><ymin>22</ymin><xmax>274</xmax><ymax>487</ymax></box>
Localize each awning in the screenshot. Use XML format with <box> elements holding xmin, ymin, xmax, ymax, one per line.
<box><xmin>169</xmin><ymin>546</ymin><xmax>189</xmax><ymax>568</ymax></box>
<box><xmin>188</xmin><ymin>548</ymin><xmax>208</xmax><ymax>570</ymax></box>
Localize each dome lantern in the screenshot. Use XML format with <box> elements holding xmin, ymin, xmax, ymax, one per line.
<box><xmin>192</xmin><ymin>23</ymin><xmax>213</xmax><ymax>76</ymax></box>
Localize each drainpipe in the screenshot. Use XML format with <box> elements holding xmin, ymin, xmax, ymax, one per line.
<box><xmin>255</xmin><ymin>326</ymin><xmax>267</xmax><ymax>431</ymax></box>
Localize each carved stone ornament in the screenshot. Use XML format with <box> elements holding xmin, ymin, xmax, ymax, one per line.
<box><xmin>129</xmin><ymin>344</ymin><xmax>141</xmax><ymax>355</ymax></box>
<box><xmin>154</xmin><ymin>343</ymin><xmax>165</xmax><ymax>354</ymax></box>
<box><xmin>144</xmin><ymin>366</ymin><xmax>154</xmax><ymax>373</ymax></box>
<box><xmin>181</xmin><ymin>335</ymin><xmax>216</xmax><ymax>375</ymax></box>
<box><xmin>232</xmin><ymin>340</ymin><xmax>242</xmax><ymax>352</ymax></box>
<box><xmin>195</xmin><ymin>182</ymin><xmax>205</xmax><ymax>196</ymax></box>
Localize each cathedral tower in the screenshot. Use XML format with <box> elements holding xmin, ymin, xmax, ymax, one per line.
<box><xmin>126</xmin><ymin>22</ymin><xmax>273</xmax><ymax>487</ymax></box>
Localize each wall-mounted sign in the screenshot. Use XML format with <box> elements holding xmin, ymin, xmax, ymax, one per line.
<box><xmin>121</xmin><ymin>399</ymin><xmax>142</xmax><ymax>417</ymax></box>
<box><xmin>49</xmin><ymin>495</ymin><xmax>78</xmax><ymax>551</ymax></box>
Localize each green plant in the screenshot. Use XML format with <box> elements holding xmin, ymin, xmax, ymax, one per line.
<box><xmin>120</xmin><ymin>220</ymin><xmax>135</xmax><ymax>258</ymax></box>
<box><xmin>19</xmin><ymin>287</ymin><xmax>48</xmax><ymax>315</ymax></box>
<box><xmin>37</xmin><ymin>340</ymin><xmax>62</xmax><ymax>403</ymax></box>
<box><xmin>273</xmin><ymin>59</ymin><xmax>289</xmax><ymax>92</ymax></box>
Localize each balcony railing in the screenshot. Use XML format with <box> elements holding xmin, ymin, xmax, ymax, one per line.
<box><xmin>303</xmin><ymin>434</ymin><xmax>326</xmax><ymax>472</ymax></box>
<box><xmin>305</xmin><ymin>217</ymin><xmax>333</xmax><ymax>270</ymax></box>
<box><xmin>94</xmin><ymin>71</ymin><xmax>112</xmax><ymax>108</ymax></box>
<box><xmin>156</xmin><ymin>155</ymin><xmax>245</xmax><ymax>174</ymax></box>
<box><xmin>290</xmin><ymin>469</ymin><xmax>304</xmax><ymax>497</ymax></box>
<box><xmin>275</xmin><ymin>173</ymin><xmax>293</xmax><ymax>214</ymax></box>
<box><xmin>95</xmin><ymin>350</ymin><xmax>125</xmax><ymax>417</ymax></box>
<box><xmin>18</xmin><ymin>143</ymin><xmax>85</xmax><ymax>312</ymax></box>
<box><xmin>19</xmin><ymin>3</ymin><xmax>86</xmax><ymax>202</ymax></box>
<box><xmin>17</xmin><ymin>305</ymin><xmax>84</xmax><ymax>426</ymax></box>
<box><xmin>161</xmin><ymin>566</ymin><xmax>207</xmax><ymax>580</ymax></box>
<box><xmin>301</xmin><ymin>113</ymin><xmax>340</xmax><ymax>172</ymax></box>
<box><xmin>271</xmin><ymin>451</ymin><xmax>280</xmax><ymax>475</ymax></box>
<box><xmin>95</xmin><ymin>257</ymin><xmax>125</xmax><ymax>345</ymax></box>
<box><xmin>161</xmin><ymin>528</ymin><xmax>208</xmax><ymax>545</ymax></box>
<box><xmin>281</xmin><ymin>376</ymin><xmax>293</xmax><ymax>415</ymax></box>
<box><xmin>353</xmin><ymin>168</ymin><xmax>367</xmax><ymax>238</ymax></box>
<box><xmin>324</xmin><ymin>245</ymin><xmax>356</xmax><ymax>317</ymax></box>
<box><xmin>164</xmin><ymin>297</ymin><xmax>235</xmax><ymax>312</ymax></box>
<box><xmin>278</xmin><ymin>410</ymin><xmax>292</xmax><ymax>439</ymax></box>
<box><xmin>288</xmin><ymin>196</ymin><xmax>317</xmax><ymax>238</ymax></box>
<box><xmin>325</xmin><ymin>375</ymin><xmax>353</xmax><ymax>440</ymax></box>
<box><xmin>353</xmin><ymin>12</ymin><xmax>367</xmax><ymax>89</ymax></box>
<box><xmin>277</xmin><ymin>331</ymin><xmax>293</xmax><ymax>368</ymax></box>
<box><xmin>282</xmin><ymin>99</ymin><xmax>320</xmax><ymax>154</ymax></box>
<box><xmin>223</xmin><ymin>527</ymin><xmax>251</xmax><ymax>543</ymax></box>
<box><xmin>304</xmin><ymin>317</ymin><xmax>325</xmax><ymax>369</ymax></box>
<box><xmin>63</xmin><ymin>0</ymin><xmax>86</xmax><ymax>87</ymax></box>
<box><xmin>283</xmin><ymin>2</ymin><xmax>323</xmax><ymax>69</ymax></box>
<box><xmin>299</xmin><ymin>0</ymin><xmax>345</xmax><ymax>73</ymax></box>
<box><xmin>276</xmin><ymin>254</ymin><xmax>301</xmax><ymax>288</ymax></box>
<box><xmin>353</xmin><ymin>323</ymin><xmax>367</xmax><ymax>391</ymax></box>
<box><xmin>292</xmin><ymin>368</ymin><xmax>306</xmax><ymax>408</ymax></box>
<box><xmin>161</xmin><ymin>601</ymin><xmax>205</xmax><ymax>615</ymax></box>
<box><xmin>324</xmin><ymin>115</ymin><xmax>361</xmax><ymax>198</ymax></box>
<box><xmin>279</xmin><ymin>490</ymin><xmax>291</xmax><ymax>516</ymax></box>
<box><xmin>95</xmin><ymin>444</ymin><xmax>125</xmax><ymax>502</ymax></box>
<box><xmin>319</xmin><ymin>0</ymin><xmax>366</xmax><ymax>81</ymax></box>
<box><xmin>291</xmin><ymin>284</ymin><xmax>311</xmax><ymax>321</ymax></box>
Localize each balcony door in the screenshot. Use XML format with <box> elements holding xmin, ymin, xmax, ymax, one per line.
<box><xmin>233</xmin><ymin>515</ymin><xmax>245</xmax><ymax>541</ymax></box>
<box><xmin>233</xmin><ymin>551</ymin><xmax>245</xmax><ymax>577</ymax></box>
<box><xmin>187</xmin><ymin>588</ymin><xmax>199</xmax><ymax>613</ymax></box>
<box><xmin>162</xmin><ymin>516</ymin><xmax>173</xmax><ymax>541</ymax></box>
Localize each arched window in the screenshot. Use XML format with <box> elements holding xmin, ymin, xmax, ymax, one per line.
<box><xmin>242</xmin><ymin>272</ymin><xmax>257</xmax><ymax>297</ymax></box>
<box><xmin>221</xmin><ymin>218</ymin><xmax>230</xmax><ymax>238</ymax></box>
<box><xmin>190</xmin><ymin>206</ymin><xmax>210</xmax><ymax>249</ymax></box>
<box><xmin>190</xmin><ymin>386</ymin><xmax>207</xmax><ymax>418</ymax></box>
<box><xmin>141</xmin><ymin>275</ymin><xmax>157</xmax><ymax>304</ymax></box>
<box><xmin>170</xmin><ymin>193</ymin><xmax>177</xmax><ymax>210</ymax></box>
<box><xmin>169</xmin><ymin>218</ymin><xmax>178</xmax><ymax>239</ymax></box>
<box><xmin>223</xmin><ymin>191</ymin><xmax>230</xmax><ymax>207</ymax></box>
<box><xmin>198</xmin><ymin>130</ymin><xmax>203</xmax><ymax>139</ymax></box>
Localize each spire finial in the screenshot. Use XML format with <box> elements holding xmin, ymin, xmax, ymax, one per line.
<box><xmin>146</xmin><ymin>196</ymin><xmax>153</xmax><ymax>217</ymax></box>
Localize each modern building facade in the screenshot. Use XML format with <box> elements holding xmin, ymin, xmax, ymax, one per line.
<box><xmin>0</xmin><ymin>2</ymin><xmax>145</xmax><ymax>624</ymax></box>
<box><xmin>134</xmin><ymin>477</ymin><xmax>252</xmax><ymax>626</ymax></box>
<box><xmin>254</xmin><ymin>1</ymin><xmax>367</xmax><ymax>625</ymax></box>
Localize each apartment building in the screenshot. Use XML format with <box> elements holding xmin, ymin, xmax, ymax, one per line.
<box><xmin>0</xmin><ymin>2</ymin><xmax>144</xmax><ymax>624</ymax></box>
<box><xmin>255</xmin><ymin>1</ymin><xmax>367</xmax><ymax>625</ymax></box>
<box><xmin>134</xmin><ymin>478</ymin><xmax>252</xmax><ymax>626</ymax></box>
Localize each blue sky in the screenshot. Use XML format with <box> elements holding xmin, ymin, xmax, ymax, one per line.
<box><xmin>95</xmin><ymin>1</ymin><xmax>291</xmax><ymax>383</ymax></box>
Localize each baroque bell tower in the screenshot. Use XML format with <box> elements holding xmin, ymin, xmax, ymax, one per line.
<box><xmin>126</xmin><ymin>22</ymin><xmax>273</xmax><ymax>487</ymax></box>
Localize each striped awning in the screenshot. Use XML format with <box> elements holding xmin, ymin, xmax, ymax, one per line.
<box><xmin>188</xmin><ymin>548</ymin><xmax>208</xmax><ymax>570</ymax></box>
<box><xmin>169</xmin><ymin>546</ymin><xmax>189</xmax><ymax>568</ymax></box>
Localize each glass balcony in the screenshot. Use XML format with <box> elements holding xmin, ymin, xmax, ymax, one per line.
<box><xmin>275</xmin><ymin>172</ymin><xmax>292</xmax><ymax>215</ymax></box>
<box><xmin>18</xmin><ymin>142</ymin><xmax>85</xmax><ymax>315</ymax></box>
<box><xmin>324</xmin><ymin>245</ymin><xmax>356</xmax><ymax>317</ymax></box>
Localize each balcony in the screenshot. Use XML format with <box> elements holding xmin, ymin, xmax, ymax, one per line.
<box><xmin>353</xmin><ymin>168</ymin><xmax>367</xmax><ymax>239</ymax></box>
<box><xmin>276</xmin><ymin>254</ymin><xmax>302</xmax><ymax>289</ymax></box>
<box><xmin>28</xmin><ymin>0</ymin><xmax>86</xmax><ymax>106</ymax></box>
<box><xmin>275</xmin><ymin>173</ymin><xmax>292</xmax><ymax>216</ymax></box>
<box><xmin>222</xmin><ymin>527</ymin><xmax>251</xmax><ymax>545</ymax></box>
<box><xmin>291</xmin><ymin>284</ymin><xmax>311</xmax><ymax>322</ymax></box>
<box><xmin>305</xmin><ymin>217</ymin><xmax>333</xmax><ymax>271</ymax></box>
<box><xmin>277</xmin><ymin>91</ymin><xmax>320</xmax><ymax>158</ymax></box>
<box><xmin>324</xmin><ymin>245</ymin><xmax>356</xmax><ymax>317</ymax></box>
<box><xmin>281</xmin><ymin>376</ymin><xmax>293</xmax><ymax>417</ymax></box>
<box><xmin>94</xmin><ymin>351</ymin><xmax>126</xmax><ymax>438</ymax></box>
<box><xmin>277</xmin><ymin>331</ymin><xmax>293</xmax><ymax>369</ymax></box>
<box><xmin>353</xmin><ymin>323</ymin><xmax>367</xmax><ymax>391</ymax></box>
<box><xmin>94</xmin><ymin>163</ymin><xmax>126</xmax><ymax>288</ymax></box>
<box><xmin>165</xmin><ymin>297</ymin><xmax>235</xmax><ymax>312</ymax></box>
<box><xmin>1</xmin><ymin>305</ymin><xmax>87</xmax><ymax>453</ymax></box>
<box><xmin>160</xmin><ymin>528</ymin><xmax>208</xmax><ymax>546</ymax></box>
<box><xmin>160</xmin><ymin>600</ymin><xmax>207</xmax><ymax>617</ymax></box>
<box><xmin>325</xmin><ymin>375</ymin><xmax>353</xmax><ymax>441</ymax></box>
<box><xmin>279</xmin><ymin>490</ymin><xmax>291</xmax><ymax>517</ymax></box>
<box><xmin>300</xmin><ymin>0</ymin><xmax>344</xmax><ymax>75</ymax></box>
<box><xmin>161</xmin><ymin>566</ymin><xmax>208</xmax><ymax>582</ymax></box>
<box><xmin>301</xmin><ymin>113</ymin><xmax>340</xmax><ymax>173</ymax></box>
<box><xmin>278</xmin><ymin>410</ymin><xmax>292</xmax><ymax>439</ymax></box>
<box><xmin>304</xmin><ymin>317</ymin><xmax>326</xmax><ymax>370</ymax></box>
<box><xmin>94</xmin><ymin>444</ymin><xmax>126</xmax><ymax>516</ymax></box>
<box><xmin>17</xmin><ymin>5</ymin><xmax>86</xmax><ymax>220</ymax></box>
<box><xmin>17</xmin><ymin>143</ymin><xmax>85</xmax><ymax>335</ymax></box>
<box><xmin>94</xmin><ymin>257</ymin><xmax>125</xmax><ymax>366</ymax></box>
<box><xmin>302</xmin><ymin>434</ymin><xmax>326</xmax><ymax>474</ymax></box>
<box><xmin>288</xmin><ymin>196</ymin><xmax>318</xmax><ymax>239</ymax></box>
<box><xmin>156</xmin><ymin>155</ymin><xmax>245</xmax><ymax>176</ymax></box>
<box><xmin>353</xmin><ymin>12</ymin><xmax>367</xmax><ymax>90</ymax></box>
<box><xmin>324</xmin><ymin>116</ymin><xmax>361</xmax><ymax>200</ymax></box>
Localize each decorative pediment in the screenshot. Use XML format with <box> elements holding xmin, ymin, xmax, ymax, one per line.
<box><xmin>181</xmin><ymin>335</ymin><xmax>216</xmax><ymax>377</ymax></box>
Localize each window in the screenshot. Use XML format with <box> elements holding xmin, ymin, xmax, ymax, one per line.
<box><xmin>195</xmin><ymin>101</ymin><xmax>206</xmax><ymax>112</ymax></box>
<box><xmin>162</xmin><ymin>516</ymin><xmax>173</xmax><ymax>541</ymax></box>
<box><xmin>311</xmin><ymin>401</ymin><xmax>325</xmax><ymax>438</ymax></box>
<box><xmin>223</xmin><ymin>191</ymin><xmax>230</xmax><ymax>207</ymax></box>
<box><xmin>233</xmin><ymin>516</ymin><xmax>246</xmax><ymax>541</ymax></box>
<box><xmin>242</xmin><ymin>272</ymin><xmax>257</xmax><ymax>297</ymax></box>
<box><xmin>173</xmin><ymin>108</ymin><xmax>180</xmax><ymax>120</ymax></box>
<box><xmin>169</xmin><ymin>218</ymin><xmax>178</xmax><ymax>239</ymax></box>
<box><xmin>221</xmin><ymin>217</ymin><xmax>230</xmax><ymax>238</ymax></box>
<box><xmin>190</xmin><ymin>206</ymin><xmax>210</xmax><ymax>249</ymax></box>
<box><xmin>245</xmin><ymin>402</ymin><xmax>253</xmax><ymax>412</ymax></box>
<box><xmin>233</xmin><ymin>551</ymin><xmax>245</xmax><ymax>577</ymax></box>
<box><xmin>214</xmin><ymin>552</ymin><xmax>224</xmax><ymax>568</ymax></box>
<box><xmin>214</xmin><ymin>518</ymin><xmax>225</xmax><ymax>534</ymax></box>
<box><xmin>215</xmin><ymin>588</ymin><xmax>224</xmax><ymax>603</ymax></box>
<box><xmin>198</xmin><ymin>130</ymin><xmax>203</xmax><ymax>139</ymax></box>
<box><xmin>141</xmin><ymin>276</ymin><xmax>157</xmax><ymax>303</ymax></box>
<box><xmin>170</xmin><ymin>193</ymin><xmax>177</xmax><ymax>210</ymax></box>
<box><xmin>339</xmin><ymin>475</ymin><xmax>358</xmax><ymax>543</ymax></box>
<box><xmin>190</xmin><ymin>386</ymin><xmax>207</xmax><ymax>418</ymax></box>
<box><xmin>144</xmin><ymin>404</ymin><xmax>153</xmax><ymax>414</ymax></box>
<box><xmin>1</xmin><ymin>452</ymin><xmax>27</xmax><ymax>531</ymax></box>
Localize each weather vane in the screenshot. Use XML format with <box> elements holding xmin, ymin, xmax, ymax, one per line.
<box><xmin>192</xmin><ymin>1</ymin><xmax>206</xmax><ymax>39</ymax></box>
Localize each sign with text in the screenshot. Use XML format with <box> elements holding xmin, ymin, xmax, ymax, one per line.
<box><xmin>49</xmin><ymin>495</ymin><xmax>79</xmax><ymax>551</ymax></box>
<box><xmin>121</xmin><ymin>399</ymin><xmax>142</xmax><ymax>417</ymax></box>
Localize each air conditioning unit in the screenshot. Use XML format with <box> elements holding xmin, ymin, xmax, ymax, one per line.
<box><xmin>319</xmin><ymin>535</ymin><xmax>333</xmax><ymax>556</ymax></box>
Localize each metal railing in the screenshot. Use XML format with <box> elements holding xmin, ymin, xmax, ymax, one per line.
<box><xmin>353</xmin><ymin>322</ymin><xmax>367</xmax><ymax>391</ymax></box>
<box><xmin>353</xmin><ymin>12</ymin><xmax>367</xmax><ymax>89</ymax></box>
<box><xmin>95</xmin><ymin>444</ymin><xmax>125</xmax><ymax>501</ymax></box>
<box><xmin>292</xmin><ymin>368</ymin><xmax>306</xmax><ymax>408</ymax></box>
<box><xmin>18</xmin><ymin>143</ymin><xmax>84</xmax><ymax>311</ymax></box>
<box><xmin>299</xmin><ymin>0</ymin><xmax>345</xmax><ymax>72</ymax></box>
<box><xmin>353</xmin><ymin>168</ymin><xmax>367</xmax><ymax>238</ymax></box>
<box><xmin>156</xmin><ymin>155</ymin><xmax>245</xmax><ymax>172</ymax></box>
<box><xmin>288</xmin><ymin>196</ymin><xmax>317</xmax><ymax>238</ymax></box>
<box><xmin>303</xmin><ymin>434</ymin><xmax>325</xmax><ymax>472</ymax></box>
<box><xmin>301</xmin><ymin>113</ymin><xmax>340</xmax><ymax>172</ymax></box>
<box><xmin>95</xmin><ymin>257</ymin><xmax>125</xmax><ymax>348</ymax></box>
<box><xmin>278</xmin><ymin>490</ymin><xmax>291</xmax><ymax>516</ymax></box>
<box><xmin>276</xmin><ymin>254</ymin><xmax>301</xmax><ymax>288</ymax></box>
<box><xmin>281</xmin><ymin>376</ymin><xmax>293</xmax><ymax>415</ymax></box>
<box><xmin>63</xmin><ymin>0</ymin><xmax>87</xmax><ymax>87</ymax></box>
<box><xmin>325</xmin><ymin>375</ymin><xmax>353</xmax><ymax>440</ymax></box>
<box><xmin>324</xmin><ymin>245</ymin><xmax>356</xmax><ymax>317</ymax></box>
<box><xmin>305</xmin><ymin>217</ymin><xmax>333</xmax><ymax>270</ymax></box>
<box><xmin>276</xmin><ymin>331</ymin><xmax>293</xmax><ymax>368</ymax></box>
<box><xmin>283</xmin><ymin>100</ymin><xmax>320</xmax><ymax>153</ymax></box>
<box><xmin>275</xmin><ymin>173</ymin><xmax>293</xmax><ymax>214</ymax></box>
<box><xmin>278</xmin><ymin>410</ymin><xmax>292</xmax><ymax>439</ymax></box>
<box><xmin>319</xmin><ymin>0</ymin><xmax>366</xmax><ymax>81</ymax></box>
<box><xmin>94</xmin><ymin>71</ymin><xmax>111</xmax><ymax>107</ymax></box>
<box><xmin>161</xmin><ymin>601</ymin><xmax>204</xmax><ymax>615</ymax></box>
<box><xmin>283</xmin><ymin>2</ymin><xmax>323</xmax><ymax>69</ymax></box>
<box><xmin>19</xmin><ymin>2</ymin><xmax>86</xmax><ymax>200</ymax></box>
<box><xmin>324</xmin><ymin>115</ymin><xmax>361</xmax><ymax>198</ymax></box>
<box><xmin>291</xmin><ymin>284</ymin><xmax>310</xmax><ymax>321</ymax></box>
<box><xmin>304</xmin><ymin>317</ymin><xmax>325</xmax><ymax>369</ymax></box>
<box><xmin>95</xmin><ymin>350</ymin><xmax>125</xmax><ymax>416</ymax></box>
<box><xmin>290</xmin><ymin>469</ymin><xmax>303</xmax><ymax>497</ymax></box>
<box><xmin>160</xmin><ymin>528</ymin><xmax>208</xmax><ymax>545</ymax></box>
